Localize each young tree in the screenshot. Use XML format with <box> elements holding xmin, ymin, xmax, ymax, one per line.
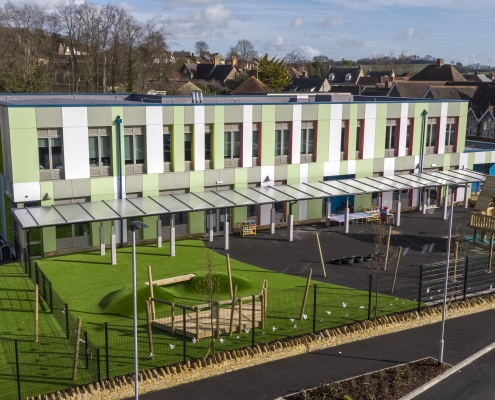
<box><xmin>195</xmin><ymin>249</ymin><xmax>223</xmax><ymax>357</ymax></box>
<box><xmin>367</xmin><ymin>222</ymin><xmax>395</xmax><ymax>319</ymax></box>
<box><xmin>194</xmin><ymin>40</ymin><xmax>209</xmax><ymax>54</ymax></box>
<box><xmin>256</xmin><ymin>53</ymin><xmax>292</xmax><ymax>92</ymax></box>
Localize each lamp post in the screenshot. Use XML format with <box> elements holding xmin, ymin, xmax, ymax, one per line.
<box><xmin>438</xmin><ymin>185</ymin><xmax>460</xmax><ymax>365</ymax></box>
<box><xmin>130</xmin><ymin>220</ymin><xmax>148</xmax><ymax>399</ymax></box>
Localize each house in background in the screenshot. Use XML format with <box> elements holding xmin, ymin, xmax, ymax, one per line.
<box><xmin>179</xmin><ymin>63</ymin><xmax>239</xmax><ymax>85</ymax></box>
<box><xmin>408</xmin><ymin>58</ymin><xmax>466</xmax><ymax>82</ymax></box>
<box><xmin>463</xmin><ymin>72</ymin><xmax>492</xmax><ymax>83</ymax></box>
<box><xmin>284</xmin><ymin>77</ymin><xmax>329</xmax><ymax>93</ymax></box>
<box><xmin>231</xmin><ymin>76</ymin><xmax>273</xmax><ymax>94</ymax></box>
<box><xmin>325</xmin><ymin>67</ymin><xmax>364</xmax><ymax>85</ymax></box>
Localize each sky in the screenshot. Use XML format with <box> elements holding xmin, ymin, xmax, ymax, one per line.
<box><xmin>12</xmin><ymin>0</ymin><xmax>495</xmax><ymax>66</ymax></box>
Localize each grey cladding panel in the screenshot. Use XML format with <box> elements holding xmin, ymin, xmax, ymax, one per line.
<box><xmin>408</xmin><ymin>103</ymin><xmax>416</xmax><ymax>118</ymax></box>
<box><xmin>450</xmin><ymin>153</ymin><xmax>460</xmax><ymax>167</ymax></box>
<box><xmin>87</xmin><ymin>107</ymin><xmax>111</xmax><ymax>127</ymax></box>
<box><xmin>386</xmin><ymin>103</ymin><xmax>402</xmax><ymax>119</ymax></box>
<box><xmin>72</xmin><ymin>179</ymin><xmax>91</xmax><ymax>197</ymax></box>
<box><xmin>248</xmin><ymin>166</ymin><xmax>261</xmax><ymax>183</ymax></box>
<box><xmin>174</xmin><ymin>171</ymin><xmax>190</xmax><ymax>189</ymax></box>
<box><xmin>301</xmin><ymin>104</ymin><xmax>318</xmax><ymax>121</ymax></box>
<box><xmin>219</xmin><ymin>168</ymin><xmax>235</xmax><ymax>185</ymax></box>
<box><xmin>403</xmin><ymin>156</ymin><xmax>417</xmax><ymax>170</ymax></box>
<box><xmin>427</xmin><ymin>103</ymin><xmax>442</xmax><ymax>117</ymax></box>
<box><xmin>53</xmin><ymin>180</ymin><xmax>72</xmax><ymax>199</ymax></box>
<box><xmin>394</xmin><ymin>157</ymin><xmax>405</xmax><ymax>171</ymax></box>
<box><xmin>224</xmin><ymin>105</ymin><xmax>243</xmax><ymax>123</ymax></box>
<box><xmin>357</xmin><ymin>104</ymin><xmax>366</xmax><ymax>120</ymax></box>
<box><xmin>274</xmin><ymin>165</ymin><xmax>288</xmax><ymax>181</ymax></box>
<box><xmin>163</xmin><ymin>107</ymin><xmax>174</xmax><ymax>125</ymax></box>
<box><xmin>126</xmin><ymin>175</ymin><xmax>143</xmax><ymax>193</ymax></box>
<box><xmin>275</xmin><ymin>105</ymin><xmax>292</xmax><ymax>122</ymax></box>
<box><xmin>204</xmin><ymin>169</ymin><xmax>220</xmax><ymax>186</ymax></box>
<box><xmin>205</xmin><ymin>106</ymin><xmax>215</xmax><ymax>123</ymax></box>
<box><xmin>373</xmin><ymin>158</ymin><xmax>384</xmax><ymax>173</ymax></box>
<box><xmin>36</xmin><ymin>107</ymin><xmax>62</xmax><ymax>128</ymax></box>
<box><xmin>159</xmin><ymin>173</ymin><xmax>175</xmax><ymax>190</ymax></box>
<box><xmin>252</xmin><ymin>105</ymin><xmax>262</xmax><ymax>122</ymax></box>
<box><xmin>341</xmin><ymin>104</ymin><xmax>350</xmax><ymax>121</ymax></box>
<box><xmin>447</xmin><ymin>102</ymin><xmax>461</xmax><ymax>117</ymax></box>
<box><xmin>184</xmin><ymin>106</ymin><xmax>194</xmax><ymax>124</ymax></box>
<box><xmin>123</xmin><ymin>106</ymin><xmax>146</xmax><ymax>125</ymax></box>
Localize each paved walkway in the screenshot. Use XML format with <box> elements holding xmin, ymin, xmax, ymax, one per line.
<box><xmin>141</xmin><ymin>308</ymin><xmax>495</xmax><ymax>400</ymax></box>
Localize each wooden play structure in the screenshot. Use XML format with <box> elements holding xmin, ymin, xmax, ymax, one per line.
<box><xmin>145</xmin><ymin>263</ymin><xmax>268</xmax><ymax>340</ymax></box>
<box><xmin>470</xmin><ymin>175</ymin><xmax>495</xmax><ymax>240</ymax></box>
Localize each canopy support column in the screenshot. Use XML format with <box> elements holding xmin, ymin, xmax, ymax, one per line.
<box><xmin>287</xmin><ymin>202</ymin><xmax>296</xmax><ymax>242</ymax></box>
<box><xmin>156</xmin><ymin>220</ymin><xmax>162</xmax><ymax>248</ymax></box>
<box><xmin>224</xmin><ymin>211</ymin><xmax>229</xmax><ymax>250</ymax></box>
<box><xmin>270</xmin><ymin>205</ymin><xmax>275</xmax><ymax>234</ymax></box>
<box><xmin>443</xmin><ymin>187</ymin><xmax>449</xmax><ymax>220</ymax></box>
<box><xmin>170</xmin><ymin>218</ymin><xmax>175</xmax><ymax>257</ymax></box>
<box><xmin>345</xmin><ymin>196</ymin><xmax>350</xmax><ymax>234</ymax></box>
<box><xmin>326</xmin><ymin>200</ymin><xmax>331</xmax><ymax>218</ymax></box>
<box><xmin>464</xmin><ymin>184</ymin><xmax>469</xmax><ymax>209</ymax></box>
<box><xmin>422</xmin><ymin>190</ymin><xmax>428</xmax><ymax>215</ymax></box>
<box><xmin>99</xmin><ymin>224</ymin><xmax>105</xmax><ymax>256</ymax></box>
<box><xmin>396</xmin><ymin>195</ymin><xmax>401</xmax><ymax>227</ymax></box>
<box><xmin>209</xmin><ymin>212</ymin><xmax>214</xmax><ymax>242</ymax></box>
<box><xmin>111</xmin><ymin>232</ymin><xmax>116</xmax><ymax>265</ymax></box>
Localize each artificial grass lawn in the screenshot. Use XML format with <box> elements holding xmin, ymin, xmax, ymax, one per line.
<box><xmin>0</xmin><ymin>264</ymin><xmax>93</xmax><ymax>399</ymax></box>
<box><xmin>35</xmin><ymin>239</ymin><xmax>418</xmax><ymax>381</ymax></box>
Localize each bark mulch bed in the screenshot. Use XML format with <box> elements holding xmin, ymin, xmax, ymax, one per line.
<box><xmin>284</xmin><ymin>357</ymin><xmax>450</xmax><ymax>400</ymax></box>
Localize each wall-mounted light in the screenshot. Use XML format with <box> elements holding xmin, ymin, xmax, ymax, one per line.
<box><xmin>264</xmin><ymin>175</ymin><xmax>271</xmax><ymax>183</ymax></box>
<box><xmin>43</xmin><ymin>193</ymin><xmax>51</xmax><ymax>201</ymax></box>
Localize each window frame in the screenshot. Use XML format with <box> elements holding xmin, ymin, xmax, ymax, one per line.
<box><xmin>183</xmin><ymin>124</ymin><xmax>192</xmax><ymax>170</ymax></box>
<box><xmin>275</xmin><ymin>122</ymin><xmax>290</xmax><ymax>164</ymax></box>
<box><xmin>425</xmin><ymin>118</ymin><xmax>437</xmax><ymax>154</ymax></box>
<box><xmin>300</xmin><ymin>121</ymin><xmax>315</xmax><ymax>163</ymax></box>
<box><xmin>88</xmin><ymin>127</ymin><xmax>112</xmax><ymax>177</ymax></box>
<box><xmin>252</xmin><ymin>123</ymin><xmax>260</xmax><ymax>166</ymax></box>
<box><xmin>444</xmin><ymin>117</ymin><xmax>456</xmax><ymax>152</ymax></box>
<box><xmin>38</xmin><ymin>128</ymin><xmax>64</xmax><ymax>180</ymax></box>
<box><xmin>124</xmin><ymin>125</ymin><xmax>146</xmax><ymax>174</ymax></box>
<box><xmin>224</xmin><ymin>123</ymin><xmax>241</xmax><ymax>168</ymax></box>
<box><xmin>204</xmin><ymin>124</ymin><xmax>213</xmax><ymax>169</ymax></box>
<box><xmin>163</xmin><ymin>125</ymin><xmax>172</xmax><ymax>171</ymax></box>
<box><xmin>340</xmin><ymin>120</ymin><xmax>348</xmax><ymax>160</ymax></box>
<box><xmin>385</xmin><ymin>119</ymin><xmax>397</xmax><ymax>156</ymax></box>
<box><xmin>356</xmin><ymin>120</ymin><xmax>363</xmax><ymax>158</ymax></box>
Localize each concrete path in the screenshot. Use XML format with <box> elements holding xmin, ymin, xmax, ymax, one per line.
<box><xmin>141</xmin><ymin>308</ymin><xmax>495</xmax><ymax>400</ymax></box>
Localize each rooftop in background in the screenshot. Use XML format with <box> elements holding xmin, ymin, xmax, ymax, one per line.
<box><xmin>0</xmin><ymin>93</ymin><xmax>469</xmax><ymax>107</ymax></box>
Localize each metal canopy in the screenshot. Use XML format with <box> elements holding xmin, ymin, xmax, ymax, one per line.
<box><xmin>11</xmin><ymin>169</ymin><xmax>485</xmax><ymax>229</ymax></box>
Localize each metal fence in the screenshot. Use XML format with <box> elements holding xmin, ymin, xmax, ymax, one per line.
<box><xmin>3</xmin><ymin>249</ymin><xmax>495</xmax><ymax>399</ymax></box>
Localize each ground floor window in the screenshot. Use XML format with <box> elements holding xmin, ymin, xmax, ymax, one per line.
<box><xmin>55</xmin><ymin>223</ymin><xmax>91</xmax><ymax>250</ymax></box>
<box><xmin>247</xmin><ymin>205</ymin><xmax>258</xmax><ymax>220</ymax></box>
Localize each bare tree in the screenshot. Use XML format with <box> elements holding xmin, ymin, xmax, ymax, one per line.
<box><xmin>232</xmin><ymin>39</ymin><xmax>257</xmax><ymax>61</ymax></box>
<box><xmin>284</xmin><ymin>50</ymin><xmax>303</xmax><ymax>66</ymax></box>
<box><xmin>194</xmin><ymin>40</ymin><xmax>209</xmax><ymax>54</ymax></box>
<box><xmin>195</xmin><ymin>249</ymin><xmax>223</xmax><ymax>357</ymax></box>
<box><xmin>367</xmin><ymin>222</ymin><xmax>395</xmax><ymax>319</ymax></box>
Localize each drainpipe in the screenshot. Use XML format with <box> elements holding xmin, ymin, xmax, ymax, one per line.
<box><xmin>116</xmin><ymin>115</ymin><xmax>124</xmax><ymax>247</ymax></box>
<box><xmin>418</xmin><ymin>110</ymin><xmax>428</xmax><ymax>209</ymax></box>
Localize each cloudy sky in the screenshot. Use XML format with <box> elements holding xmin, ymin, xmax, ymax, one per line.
<box><xmin>17</xmin><ymin>0</ymin><xmax>495</xmax><ymax>65</ymax></box>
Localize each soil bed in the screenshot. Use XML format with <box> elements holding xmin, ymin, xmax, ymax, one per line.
<box><xmin>285</xmin><ymin>357</ymin><xmax>450</xmax><ymax>400</ymax></box>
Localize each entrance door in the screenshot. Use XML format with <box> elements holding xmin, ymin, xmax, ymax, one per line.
<box><xmin>205</xmin><ymin>209</ymin><xmax>231</xmax><ymax>235</ymax></box>
<box><xmin>428</xmin><ymin>187</ymin><xmax>439</xmax><ymax>207</ymax></box>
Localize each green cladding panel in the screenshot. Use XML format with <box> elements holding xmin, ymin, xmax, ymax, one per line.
<box><xmin>347</xmin><ymin>104</ymin><xmax>358</xmax><ymax>161</ymax></box>
<box><xmin>213</xmin><ymin>106</ymin><xmax>224</xmax><ymax>169</ymax></box>
<box><xmin>173</xmin><ymin>107</ymin><xmax>185</xmax><ymax>172</ymax></box>
<box><xmin>373</xmin><ymin>104</ymin><xmax>387</xmax><ymax>159</ymax></box>
<box><xmin>316</xmin><ymin>104</ymin><xmax>330</xmax><ymax>162</ymax></box>
<box><xmin>412</xmin><ymin>103</ymin><xmax>429</xmax><ymax>156</ymax></box>
<box><xmin>261</xmin><ymin>105</ymin><xmax>275</xmax><ymax>166</ymax></box>
<box><xmin>9</xmin><ymin>108</ymin><xmax>39</xmax><ymax>183</ymax></box>
<box><xmin>456</xmin><ymin>102</ymin><xmax>468</xmax><ymax>153</ymax></box>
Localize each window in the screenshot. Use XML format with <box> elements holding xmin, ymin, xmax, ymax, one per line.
<box><xmin>38</xmin><ymin>128</ymin><xmax>63</xmax><ymax>180</ymax></box>
<box><xmin>205</xmin><ymin>124</ymin><xmax>212</xmax><ymax>169</ymax></box>
<box><xmin>445</xmin><ymin>117</ymin><xmax>456</xmax><ymax>152</ymax></box>
<box><xmin>184</xmin><ymin>125</ymin><xmax>192</xmax><ymax>170</ymax></box>
<box><xmin>55</xmin><ymin>222</ymin><xmax>91</xmax><ymax>250</ymax></box>
<box><xmin>275</xmin><ymin>122</ymin><xmax>290</xmax><ymax>164</ymax></box>
<box><xmin>247</xmin><ymin>205</ymin><xmax>258</xmax><ymax>219</ymax></box>
<box><xmin>163</xmin><ymin>125</ymin><xmax>172</xmax><ymax>171</ymax></box>
<box><xmin>491</xmin><ymin>120</ymin><xmax>495</xmax><ymax>139</ymax></box>
<box><xmin>300</xmin><ymin>121</ymin><xmax>315</xmax><ymax>163</ymax></box>
<box><xmin>467</xmin><ymin>116</ymin><xmax>477</xmax><ymax>136</ymax></box>
<box><xmin>340</xmin><ymin>120</ymin><xmax>347</xmax><ymax>160</ymax></box>
<box><xmin>252</xmin><ymin>123</ymin><xmax>259</xmax><ymax>165</ymax></box>
<box><xmin>224</xmin><ymin>123</ymin><xmax>241</xmax><ymax>168</ymax></box>
<box><xmin>385</xmin><ymin>119</ymin><xmax>397</xmax><ymax>156</ymax></box>
<box><xmin>124</xmin><ymin>126</ymin><xmax>145</xmax><ymax>174</ymax></box>
<box><xmin>405</xmin><ymin>119</ymin><xmax>412</xmax><ymax>155</ymax></box>
<box><xmin>88</xmin><ymin>127</ymin><xmax>111</xmax><ymax>177</ymax></box>
<box><xmin>356</xmin><ymin>120</ymin><xmax>362</xmax><ymax>158</ymax></box>
<box><xmin>425</xmin><ymin>118</ymin><xmax>437</xmax><ymax>153</ymax></box>
<box><xmin>482</xmin><ymin>120</ymin><xmax>488</xmax><ymax>137</ymax></box>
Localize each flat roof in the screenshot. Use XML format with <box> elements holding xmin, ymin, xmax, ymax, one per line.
<box><xmin>0</xmin><ymin>93</ymin><xmax>468</xmax><ymax>108</ymax></box>
<box><xmin>11</xmin><ymin>169</ymin><xmax>484</xmax><ymax>229</ymax></box>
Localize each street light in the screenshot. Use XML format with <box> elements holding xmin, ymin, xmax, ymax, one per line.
<box><xmin>130</xmin><ymin>220</ymin><xmax>148</xmax><ymax>399</ymax></box>
<box><xmin>438</xmin><ymin>185</ymin><xmax>461</xmax><ymax>365</ymax></box>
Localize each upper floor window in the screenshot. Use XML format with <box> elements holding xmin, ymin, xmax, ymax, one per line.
<box><xmin>163</xmin><ymin>125</ymin><xmax>172</xmax><ymax>172</ymax></box>
<box><xmin>356</xmin><ymin>120</ymin><xmax>363</xmax><ymax>158</ymax></box>
<box><xmin>385</xmin><ymin>119</ymin><xmax>397</xmax><ymax>156</ymax></box>
<box><xmin>300</xmin><ymin>121</ymin><xmax>315</xmax><ymax>163</ymax></box>
<box><xmin>205</xmin><ymin>124</ymin><xmax>212</xmax><ymax>167</ymax></box>
<box><xmin>481</xmin><ymin>119</ymin><xmax>494</xmax><ymax>138</ymax></box>
<box><xmin>224</xmin><ymin>123</ymin><xmax>241</xmax><ymax>168</ymax></box>
<box><xmin>405</xmin><ymin>119</ymin><xmax>412</xmax><ymax>155</ymax></box>
<box><xmin>445</xmin><ymin>117</ymin><xmax>456</xmax><ymax>152</ymax></box>
<box><xmin>124</xmin><ymin>125</ymin><xmax>145</xmax><ymax>174</ymax></box>
<box><xmin>467</xmin><ymin>116</ymin><xmax>477</xmax><ymax>136</ymax></box>
<box><xmin>425</xmin><ymin>118</ymin><xmax>437</xmax><ymax>154</ymax></box>
<box><xmin>89</xmin><ymin>127</ymin><xmax>111</xmax><ymax>177</ymax></box>
<box><xmin>38</xmin><ymin>128</ymin><xmax>63</xmax><ymax>180</ymax></box>
<box><xmin>184</xmin><ymin>125</ymin><xmax>192</xmax><ymax>171</ymax></box>
<box><xmin>252</xmin><ymin>123</ymin><xmax>260</xmax><ymax>166</ymax></box>
<box><xmin>340</xmin><ymin>120</ymin><xmax>347</xmax><ymax>160</ymax></box>
<box><xmin>275</xmin><ymin>122</ymin><xmax>290</xmax><ymax>164</ymax></box>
